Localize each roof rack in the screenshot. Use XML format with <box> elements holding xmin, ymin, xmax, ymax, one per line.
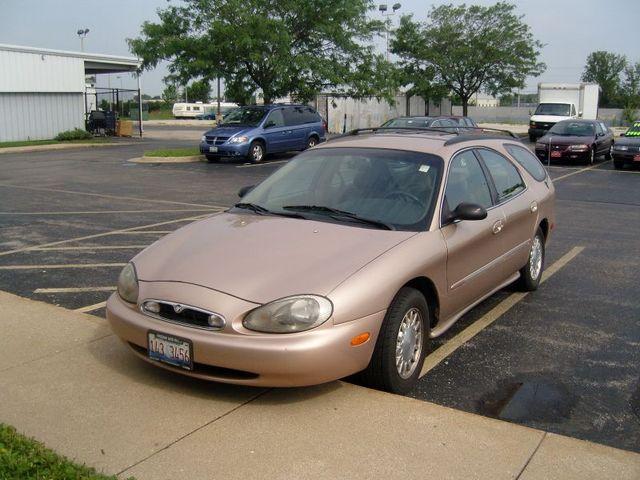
<box><xmin>333</xmin><ymin>126</ymin><xmax>521</xmax><ymax>143</ymax></box>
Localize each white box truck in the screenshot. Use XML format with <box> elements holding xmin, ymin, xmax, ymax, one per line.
<box><xmin>528</xmin><ymin>83</ymin><xmax>600</xmax><ymax>141</ymax></box>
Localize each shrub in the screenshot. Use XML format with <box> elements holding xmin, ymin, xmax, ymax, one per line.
<box><xmin>622</xmin><ymin>103</ymin><xmax>638</xmax><ymax>126</ymax></box>
<box><xmin>54</xmin><ymin>128</ymin><xmax>93</xmax><ymax>141</ymax></box>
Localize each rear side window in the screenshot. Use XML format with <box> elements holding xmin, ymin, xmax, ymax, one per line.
<box><xmin>504</xmin><ymin>144</ymin><xmax>547</xmax><ymax>182</ymax></box>
<box><xmin>302</xmin><ymin>107</ymin><xmax>321</xmax><ymax>124</ymax></box>
<box><xmin>477</xmin><ymin>149</ymin><xmax>526</xmax><ymax>202</ymax></box>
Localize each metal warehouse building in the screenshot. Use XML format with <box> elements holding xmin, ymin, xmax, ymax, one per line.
<box><xmin>0</xmin><ymin>44</ymin><xmax>140</xmax><ymax>142</ymax></box>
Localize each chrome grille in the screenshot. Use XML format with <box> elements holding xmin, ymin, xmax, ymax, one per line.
<box><xmin>140</xmin><ymin>299</ymin><xmax>226</xmax><ymax>330</ymax></box>
<box><xmin>205</xmin><ymin>136</ymin><xmax>230</xmax><ymax>145</ymax></box>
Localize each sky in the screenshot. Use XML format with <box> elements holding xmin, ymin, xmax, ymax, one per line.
<box><xmin>1</xmin><ymin>0</ymin><xmax>639</xmax><ymax>96</ymax></box>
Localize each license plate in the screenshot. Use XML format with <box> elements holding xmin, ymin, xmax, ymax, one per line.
<box><xmin>148</xmin><ymin>331</ymin><xmax>193</xmax><ymax>370</ymax></box>
<box><xmin>634</xmin><ymin>154</ymin><xmax>640</xmax><ymax>162</ymax></box>
<box><xmin>551</xmin><ymin>151</ymin><xmax>562</xmax><ymax>158</ymax></box>
<box><xmin>209</xmin><ymin>146</ymin><xmax>218</xmax><ymax>153</ymax></box>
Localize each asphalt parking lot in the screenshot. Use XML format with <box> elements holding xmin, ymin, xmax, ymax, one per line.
<box><xmin>0</xmin><ymin>129</ymin><xmax>638</xmax><ymax>453</ymax></box>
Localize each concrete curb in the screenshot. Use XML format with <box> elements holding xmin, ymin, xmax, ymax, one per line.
<box><xmin>129</xmin><ymin>155</ymin><xmax>205</xmax><ymax>164</ymax></box>
<box><xmin>0</xmin><ymin>290</ymin><xmax>638</xmax><ymax>480</ymax></box>
<box><xmin>0</xmin><ymin>141</ymin><xmax>139</xmax><ymax>155</ymax></box>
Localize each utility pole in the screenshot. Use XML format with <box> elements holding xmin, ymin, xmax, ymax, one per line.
<box><xmin>379</xmin><ymin>3</ymin><xmax>401</xmax><ymax>62</ymax></box>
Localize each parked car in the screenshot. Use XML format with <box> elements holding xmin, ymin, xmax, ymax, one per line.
<box><xmin>199</xmin><ymin>104</ymin><xmax>326</xmax><ymax>163</ymax></box>
<box><xmin>107</xmin><ymin>128</ymin><xmax>555</xmax><ymax>393</ymax></box>
<box><xmin>612</xmin><ymin>120</ymin><xmax>640</xmax><ymax>170</ymax></box>
<box><xmin>534</xmin><ymin>119</ymin><xmax>613</xmax><ymax>164</ymax></box>
<box><xmin>381</xmin><ymin>115</ymin><xmax>477</xmax><ymax>130</ymax></box>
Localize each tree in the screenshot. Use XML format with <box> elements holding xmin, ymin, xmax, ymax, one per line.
<box><xmin>128</xmin><ymin>0</ymin><xmax>394</xmax><ymax>104</ymax></box>
<box><xmin>581</xmin><ymin>51</ymin><xmax>626</xmax><ymax>107</ymax></box>
<box><xmin>391</xmin><ymin>2</ymin><xmax>545</xmax><ymax>116</ymax></box>
<box><xmin>161</xmin><ymin>83</ymin><xmax>178</xmax><ymax>103</ymax></box>
<box><xmin>621</xmin><ymin>61</ymin><xmax>640</xmax><ymax>124</ymax></box>
<box><xmin>186</xmin><ymin>80</ymin><xmax>211</xmax><ymax>103</ymax></box>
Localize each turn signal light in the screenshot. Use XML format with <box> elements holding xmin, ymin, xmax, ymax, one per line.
<box><xmin>350</xmin><ymin>332</ymin><xmax>370</xmax><ymax>346</ymax></box>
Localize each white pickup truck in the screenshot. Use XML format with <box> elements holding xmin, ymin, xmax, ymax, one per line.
<box><xmin>528</xmin><ymin>83</ymin><xmax>600</xmax><ymax>142</ymax></box>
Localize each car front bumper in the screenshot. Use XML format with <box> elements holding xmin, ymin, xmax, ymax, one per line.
<box><xmin>535</xmin><ymin>148</ymin><xmax>590</xmax><ymax>162</ymax></box>
<box><xmin>612</xmin><ymin>151</ymin><xmax>640</xmax><ymax>164</ymax></box>
<box><xmin>106</xmin><ymin>285</ymin><xmax>384</xmax><ymax>387</ymax></box>
<box><xmin>199</xmin><ymin>141</ymin><xmax>250</xmax><ymax>158</ymax></box>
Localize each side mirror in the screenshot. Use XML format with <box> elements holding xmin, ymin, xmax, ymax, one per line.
<box><xmin>238</xmin><ymin>185</ymin><xmax>255</xmax><ymax>198</ymax></box>
<box><xmin>452</xmin><ymin>202</ymin><xmax>488</xmax><ymax>222</ymax></box>
<box><xmin>264</xmin><ymin>121</ymin><xmax>276</xmax><ymax>129</ymax></box>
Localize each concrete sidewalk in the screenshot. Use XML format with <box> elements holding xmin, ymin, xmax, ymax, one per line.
<box><xmin>1</xmin><ymin>290</ymin><xmax>638</xmax><ymax>479</ymax></box>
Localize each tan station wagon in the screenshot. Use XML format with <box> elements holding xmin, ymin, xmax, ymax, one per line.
<box><xmin>107</xmin><ymin>127</ymin><xmax>555</xmax><ymax>393</ymax></box>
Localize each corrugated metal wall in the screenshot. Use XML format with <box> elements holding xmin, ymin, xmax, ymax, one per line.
<box><xmin>0</xmin><ymin>93</ymin><xmax>84</xmax><ymax>141</ymax></box>
<box><xmin>0</xmin><ymin>49</ymin><xmax>85</xmax><ymax>93</ymax></box>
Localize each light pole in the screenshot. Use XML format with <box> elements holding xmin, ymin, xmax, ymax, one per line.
<box><xmin>77</xmin><ymin>28</ymin><xmax>89</xmax><ymax>52</ymax></box>
<box><xmin>379</xmin><ymin>3</ymin><xmax>401</xmax><ymax>62</ymax></box>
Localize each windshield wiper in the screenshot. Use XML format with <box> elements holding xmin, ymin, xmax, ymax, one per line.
<box><xmin>233</xmin><ymin>203</ymin><xmax>306</xmax><ymax>219</ymax></box>
<box><xmin>282</xmin><ymin>205</ymin><xmax>394</xmax><ymax>230</ymax></box>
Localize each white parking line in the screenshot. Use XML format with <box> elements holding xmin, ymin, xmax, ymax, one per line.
<box><xmin>0</xmin><ymin>263</ymin><xmax>126</xmax><ymax>270</ymax></box>
<box><xmin>237</xmin><ymin>160</ymin><xmax>289</xmax><ymax>168</ymax></box>
<box><xmin>109</xmin><ymin>231</ymin><xmax>173</xmax><ymax>235</ymax></box>
<box><xmin>419</xmin><ymin>246</ymin><xmax>585</xmax><ymax>378</ymax></box>
<box><xmin>0</xmin><ymin>182</ymin><xmax>226</xmax><ymax>209</ymax></box>
<box><xmin>552</xmin><ymin>160</ymin><xmax>611</xmax><ymax>182</ymax></box>
<box><xmin>0</xmin><ymin>209</ymin><xmax>216</xmax><ymax>216</ymax></box>
<box><xmin>32</xmin><ymin>245</ymin><xmax>149</xmax><ymax>251</ymax></box>
<box><xmin>75</xmin><ymin>301</ymin><xmax>108</xmax><ymax>313</ymax></box>
<box><xmin>35</xmin><ymin>286</ymin><xmax>115</xmax><ymax>293</ymax></box>
<box><xmin>0</xmin><ymin>213</ymin><xmax>211</xmax><ymax>257</ymax></box>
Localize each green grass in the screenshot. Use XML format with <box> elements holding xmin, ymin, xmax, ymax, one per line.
<box><xmin>0</xmin><ymin>423</ymin><xmax>131</xmax><ymax>480</ymax></box>
<box><xmin>144</xmin><ymin>147</ymin><xmax>201</xmax><ymax>157</ymax></box>
<box><xmin>0</xmin><ymin>138</ymin><xmax>110</xmax><ymax>149</ymax></box>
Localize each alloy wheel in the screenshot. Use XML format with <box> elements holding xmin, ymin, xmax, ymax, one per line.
<box><xmin>395</xmin><ymin>307</ymin><xmax>423</xmax><ymax>379</ymax></box>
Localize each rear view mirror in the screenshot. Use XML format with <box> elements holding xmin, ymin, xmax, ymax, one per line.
<box><xmin>453</xmin><ymin>203</ymin><xmax>487</xmax><ymax>221</ymax></box>
<box><xmin>238</xmin><ymin>185</ymin><xmax>255</xmax><ymax>197</ymax></box>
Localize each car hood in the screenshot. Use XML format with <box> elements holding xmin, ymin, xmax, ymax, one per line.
<box><xmin>538</xmin><ymin>134</ymin><xmax>595</xmax><ymax>145</ymax></box>
<box><xmin>133</xmin><ymin>212</ymin><xmax>416</xmax><ymax>304</ymax></box>
<box><xmin>204</xmin><ymin>126</ymin><xmax>253</xmax><ymax>137</ymax></box>
<box><xmin>530</xmin><ymin>115</ymin><xmax>572</xmax><ymax>123</ymax></box>
<box><xmin>616</xmin><ymin>136</ymin><xmax>640</xmax><ymax>147</ymax></box>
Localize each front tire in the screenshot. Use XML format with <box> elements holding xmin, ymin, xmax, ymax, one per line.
<box><xmin>247</xmin><ymin>141</ymin><xmax>265</xmax><ymax>163</ymax></box>
<box><xmin>613</xmin><ymin>158</ymin><xmax>624</xmax><ymax>170</ymax></box>
<box><xmin>361</xmin><ymin>287</ymin><xmax>429</xmax><ymax>394</ymax></box>
<box><xmin>588</xmin><ymin>147</ymin><xmax>595</xmax><ymax>165</ymax></box>
<box><xmin>518</xmin><ymin>228</ymin><xmax>545</xmax><ymax>291</ymax></box>
<box><xmin>205</xmin><ymin>155</ymin><xmax>218</xmax><ymax>163</ymax></box>
<box><xmin>529</xmin><ymin>134</ymin><xmax>536</xmax><ymax>143</ymax></box>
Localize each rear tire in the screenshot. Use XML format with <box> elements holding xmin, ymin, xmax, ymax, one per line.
<box><xmin>360</xmin><ymin>287</ymin><xmax>430</xmax><ymax>394</ymax></box>
<box><xmin>518</xmin><ymin>228</ymin><xmax>545</xmax><ymax>292</ymax></box>
<box><xmin>306</xmin><ymin>136</ymin><xmax>319</xmax><ymax>149</ymax></box>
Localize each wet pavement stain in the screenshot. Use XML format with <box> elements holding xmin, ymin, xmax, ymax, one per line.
<box><xmin>478</xmin><ymin>379</ymin><xmax>576</xmax><ymax>423</ymax></box>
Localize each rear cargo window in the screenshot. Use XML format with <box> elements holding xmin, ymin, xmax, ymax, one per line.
<box><xmin>504</xmin><ymin>144</ymin><xmax>548</xmax><ymax>182</ymax></box>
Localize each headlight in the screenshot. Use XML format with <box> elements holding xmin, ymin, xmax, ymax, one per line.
<box><xmin>614</xmin><ymin>145</ymin><xmax>628</xmax><ymax>151</ymax></box>
<box><xmin>535</xmin><ymin>142</ymin><xmax>546</xmax><ymax>149</ymax></box>
<box><xmin>117</xmin><ymin>263</ymin><xmax>139</xmax><ymax>304</ymax></box>
<box><xmin>228</xmin><ymin>135</ymin><xmax>249</xmax><ymax>144</ymax></box>
<box><xmin>243</xmin><ymin>295</ymin><xmax>333</xmax><ymax>333</ymax></box>
<box><xmin>201</xmin><ymin>135</ymin><xmax>206</xmax><ymax>142</ymax></box>
<box><xmin>568</xmin><ymin>144</ymin><xmax>589</xmax><ymax>151</ymax></box>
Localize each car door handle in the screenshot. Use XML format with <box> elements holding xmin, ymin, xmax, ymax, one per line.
<box><xmin>492</xmin><ymin>220</ymin><xmax>504</xmax><ymax>235</ymax></box>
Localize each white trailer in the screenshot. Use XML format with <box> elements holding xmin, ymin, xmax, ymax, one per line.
<box><xmin>528</xmin><ymin>83</ymin><xmax>600</xmax><ymax>141</ymax></box>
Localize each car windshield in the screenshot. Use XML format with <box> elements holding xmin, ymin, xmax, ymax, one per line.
<box><xmin>535</xmin><ymin>103</ymin><xmax>571</xmax><ymax>116</ymax></box>
<box><xmin>382</xmin><ymin>118</ymin><xmax>432</xmax><ymax>128</ymax></box>
<box><xmin>239</xmin><ymin>148</ymin><xmax>443</xmax><ymax>231</ymax></box>
<box><xmin>219</xmin><ymin>107</ymin><xmax>266</xmax><ymax>127</ymax></box>
<box><xmin>625</xmin><ymin>121</ymin><xmax>640</xmax><ymax>137</ymax></box>
<box><xmin>548</xmin><ymin>122</ymin><xmax>595</xmax><ymax>136</ymax></box>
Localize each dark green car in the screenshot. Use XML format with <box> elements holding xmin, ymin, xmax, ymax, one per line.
<box><xmin>612</xmin><ymin>121</ymin><xmax>640</xmax><ymax>169</ymax></box>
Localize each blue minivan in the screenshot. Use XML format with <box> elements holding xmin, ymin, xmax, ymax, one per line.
<box><xmin>199</xmin><ymin>104</ymin><xmax>327</xmax><ymax>163</ymax></box>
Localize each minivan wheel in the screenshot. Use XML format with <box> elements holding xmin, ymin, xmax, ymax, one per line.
<box><xmin>518</xmin><ymin>228</ymin><xmax>545</xmax><ymax>291</ymax></box>
<box><xmin>306</xmin><ymin>136</ymin><xmax>318</xmax><ymax>149</ymax></box>
<box><xmin>248</xmin><ymin>141</ymin><xmax>264</xmax><ymax>163</ymax></box>
<box><xmin>360</xmin><ymin>287</ymin><xmax>429</xmax><ymax>394</ymax></box>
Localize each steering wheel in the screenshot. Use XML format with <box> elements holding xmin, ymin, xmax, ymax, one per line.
<box><xmin>384</xmin><ymin>190</ymin><xmax>425</xmax><ymax>208</ymax></box>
